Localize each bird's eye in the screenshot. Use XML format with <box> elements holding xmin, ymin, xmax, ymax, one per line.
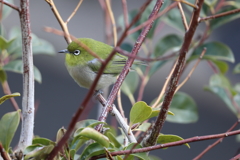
<box><xmin>73</xmin><ymin>50</ymin><xmax>80</xmax><ymax>55</ymax></box>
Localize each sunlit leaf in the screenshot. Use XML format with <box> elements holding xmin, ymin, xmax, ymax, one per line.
<box><xmin>0</xmin><ymin>93</ymin><xmax>20</xmax><ymax>105</ymax></box>
<box><xmin>130</xmin><ymin>101</ymin><xmax>152</xmax><ymax>125</ymax></box>
<box><xmin>32</xmin><ymin>137</ymin><xmax>55</xmax><ymax>146</ymax></box>
<box><xmin>149</xmin><ymin>108</ymin><xmax>174</xmax><ymax>119</ymax></box>
<box><xmin>190</xmin><ymin>42</ymin><xmax>235</xmax><ymax>63</ymax></box>
<box><xmin>166</xmin><ymin>92</ymin><xmax>198</xmax><ymax>123</ymax></box>
<box><xmin>157</xmin><ymin>134</ymin><xmax>190</xmax><ymax>148</ymax></box>
<box><xmin>0</xmin><ymin>110</ymin><xmax>20</xmax><ymax>152</ymax></box>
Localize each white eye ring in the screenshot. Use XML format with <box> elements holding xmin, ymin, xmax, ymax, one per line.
<box><xmin>73</xmin><ymin>50</ymin><xmax>80</xmax><ymax>55</ymax></box>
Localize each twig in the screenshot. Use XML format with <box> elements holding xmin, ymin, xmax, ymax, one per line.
<box><xmin>95</xmin><ymin>93</ymin><xmax>137</xmax><ymax>143</ymax></box>
<box><xmin>17</xmin><ymin>0</ymin><xmax>34</xmax><ymax>151</ymax></box>
<box><xmin>143</xmin><ymin>0</ymin><xmax>204</xmax><ymax>147</ymax></box>
<box><xmin>1</xmin><ymin>81</ymin><xmax>21</xmax><ymax>118</ymax></box>
<box><xmin>175</xmin><ymin>48</ymin><xmax>206</xmax><ymax>92</ymax></box>
<box><xmin>127</xmin><ymin>2</ymin><xmax>178</xmax><ymax>35</ymax></box>
<box><xmin>121</xmin><ymin>0</ymin><xmax>129</xmax><ymax>28</ymax></box>
<box><xmin>117</xmin><ymin>89</ymin><xmax>125</xmax><ymax>117</ymax></box>
<box><xmin>45</xmin><ymin>0</ymin><xmax>71</xmax><ymax>44</ymax></box>
<box><xmin>151</xmin><ymin>60</ymin><xmax>178</xmax><ymax>108</ymax></box>
<box><xmin>174</xmin><ymin>0</ymin><xmax>198</xmax><ymax>9</ymax></box>
<box><xmin>177</xmin><ymin>2</ymin><xmax>189</xmax><ymax>31</ymax></box>
<box><xmin>90</xmin><ymin>128</ymin><xmax>240</xmax><ymax>159</ymax></box>
<box><xmin>199</xmin><ymin>8</ymin><xmax>240</xmax><ymax>22</ymax></box>
<box><xmin>0</xmin><ymin>0</ymin><xmax>20</xmax><ymax>12</ymax></box>
<box><xmin>94</xmin><ymin>0</ymin><xmax>154</xmax><ymax>132</ymax></box>
<box><xmin>105</xmin><ymin>0</ymin><xmax>117</xmax><ymax>46</ymax></box>
<box><xmin>0</xmin><ymin>143</ymin><xmax>10</xmax><ymax>160</ymax></box>
<box><xmin>65</xmin><ymin>0</ymin><xmax>83</xmax><ymax>23</ymax></box>
<box><xmin>194</xmin><ymin>120</ymin><xmax>240</xmax><ymax>160</ymax></box>
<box><xmin>115</xmin><ymin>46</ymin><xmax>177</xmax><ymax>62</ymax></box>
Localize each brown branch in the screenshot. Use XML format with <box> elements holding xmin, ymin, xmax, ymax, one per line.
<box><xmin>65</xmin><ymin>0</ymin><xmax>83</xmax><ymax>23</ymax></box>
<box><xmin>1</xmin><ymin>81</ymin><xmax>21</xmax><ymax>118</ymax></box>
<box><xmin>194</xmin><ymin>120</ymin><xmax>240</xmax><ymax>160</ymax></box>
<box><xmin>94</xmin><ymin>0</ymin><xmax>154</xmax><ymax>132</ymax></box>
<box><xmin>46</xmin><ymin>1</ymin><xmax>153</xmax><ymax>158</ymax></box>
<box><xmin>0</xmin><ymin>0</ymin><xmax>20</xmax><ymax>12</ymax></box>
<box><xmin>90</xmin><ymin>129</ymin><xmax>240</xmax><ymax>159</ymax></box>
<box><xmin>45</xmin><ymin>0</ymin><xmax>71</xmax><ymax>44</ymax></box>
<box><xmin>121</xmin><ymin>0</ymin><xmax>129</xmax><ymax>28</ymax></box>
<box><xmin>0</xmin><ymin>143</ymin><xmax>10</xmax><ymax>160</ymax></box>
<box><xmin>177</xmin><ymin>2</ymin><xmax>189</xmax><ymax>31</ymax></box>
<box><xmin>127</xmin><ymin>2</ymin><xmax>178</xmax><ymax>35</ymax></box>
<box><xmin>199</xmin><ymin>8</ymin><xmax>240</xmax><ymax>22</ymax></box>
<box><xmin>143</xmin><ymin>0</ymin><xmax>204</xmax><ymax>147</ymax></box>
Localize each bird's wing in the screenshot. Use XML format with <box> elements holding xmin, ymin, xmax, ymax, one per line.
<box><xmin>87</xmin><ymin>54</ymin><xmax>127</xmax><ymax>75</ymax></box>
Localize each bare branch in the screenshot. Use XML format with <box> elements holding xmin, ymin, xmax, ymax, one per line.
<box><xmin>0</xmin><ymin>0</ymin><xmax>20</xmax><ymax>12</ymax></box>
<box><xmin>121</xmin><ymin>0</ymin><xmax>129</xmax><ymax>28</ymax></box>
<box><xmin>0</xmin><ymin>143</ymin><xmax>10</xmax><ymax>160</ymax></box>
<box><xmin>66</xmin><ymin>0</ymin><xmax>83</xmax><ymax>23</ymax></box>
<box><xmin>199</xmin><ymin>8</ymin><xmax>240</xmax><ymax>22</ymax></box>
<box><xmin>177</xmin><ymin>2</ymin><xmax>189</xmax><ymax>31</ymax></box>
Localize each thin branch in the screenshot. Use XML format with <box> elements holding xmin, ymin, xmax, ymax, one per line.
<box><xmin>45</xmin><ymin>0</ymin><xmax>71</xmax><ymax>44</ymax></box>
<box><xmin>18</xmin><ymin>0</ymin><xmax>34</xmax><ymax>151</ymax></box>
<box><xmin>105</xmin><ymin>0</ymin><xmax>117</xmax><ymax>46</ymax></box>
<box><xmin>90</xmin><ymin>129</ymin><xmax>240</xmax><ymax>159</ymax></box>
<box><xmin>66</xmin><ymin>0</ymin><xmax>83</xmax><ymax>23</ymax></box>
<box><xmin>175</xmin><ymin>48</ymin><xmax>206</xmax><ymax>92</ymax></box>
<box><xmin>121</xmin><ymin>0</ymin><xmax>129</xmax><ymax>28</ymax></box>
<box><xmin>199</xmin><ymin>8</ymin><xmax>240</xmax><ymax>22</ymax></box>
<box><xmin>1</xmin><ymin>81</ymin><xmax>21</xmax><ymax>118</ymax></box>
<box><xmin>143</xmin><ymin>0</ymin><xmax>204</xmax><ymax>147</ymax></box>
<box><xmin>177</xmin><ymin>2</ymin><xmax>189</xmax><ymax>31</ymax></box>
<box><xmin>0</xmin><ymin>143</ymin><xmax>10</xmax><ymax>160</ymax></box>
<box><xmin>0</xmin><ymin>0</ymin><xmax>20</xmax><ymax>12</ymax></box>
<box><xmin>128</xmin><ymin>2</ymin><xmax>178</xmax><ymax>35</ymax></box>
<box><xmin>194</xmin><ymin>120</ymin><xmax>240</xmax><ymax>160</ymax></box>
<box><xmin>174</xmin><ymin>0</ymin><xmax>198</xmax><ymax>9</ymax></box>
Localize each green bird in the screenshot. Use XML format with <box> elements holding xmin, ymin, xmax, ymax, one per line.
<box><xmin>59</xmin><ymin>38</ymin><xmax>143</xmax><ymax>90</ymax></box>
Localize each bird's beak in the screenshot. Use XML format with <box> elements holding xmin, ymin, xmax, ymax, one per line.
<box><xmin>58</xmin><ymin>49</ymin><xmax>69</xmax><ymax>53</ymax></box>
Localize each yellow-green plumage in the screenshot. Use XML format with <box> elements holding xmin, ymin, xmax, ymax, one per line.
<box><xmin>60</xmin><ymin>38</ymin><xmax>141</xmax><ymax>90</ymax></box>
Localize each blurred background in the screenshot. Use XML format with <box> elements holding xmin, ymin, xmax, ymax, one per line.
<box><xmin>1</xmin><ymin>0</ymin><xmax>240</xmax><ymax>159</ymax></box>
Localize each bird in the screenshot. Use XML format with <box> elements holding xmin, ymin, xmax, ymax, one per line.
<box><xmin>59</xmin><ymin>38</ymin><xmax>144</xmax><ymax>90</ymax></box>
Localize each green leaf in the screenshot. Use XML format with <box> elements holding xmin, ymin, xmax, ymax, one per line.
<box><xmin>204</xmin><ymin>86</ymin><xmax>238</xmax><ymax>117</ymax></box>
<box><xmin>166</xmin><ymin>92</ymin><xmax>198</xmax><ymax>123</ymax></box>
<box><xmin>121</xmin><ymin>72</ymin><xmax>139</xmax><ymax>103</ymax></box>
<box><xmin>129</xmin><ymin>101</ymin><xmax>152</xmax><ymax>125</ymax></box>
<box><xmin>120</xmin><ymin>42</ymin><xmax>132</xmax><ymax>52</ymax></box>
<box><xmin>210</xmin><ymin>4</ymin><xmax>240</xmax><ymax>30</ymax></box>
<box><xmin>154</xmin><ymin>34</ymin><xmax>182</xmax><ymax>57</ymax></box>
<box><xmin>210</xmin><ymin>74</ymin><xmax>236</xmax><ymax>95</ymax></box>
<box><xmin>1</xmin><ymin>0</ymin><xmax>14</xmax><ymax>20</ymax></box>
<box><xmin>148</xmin><ymin>108</ymin><xmax>174</xmax><ymax>119</ymax></box>
<box><xmin>0</xmin><ymin>110</ymin><xmax>20</xmax><ymax>152</ymax></box>
<box><xmin>32</xmin><ymin>137</ymin><xmax>55</xmax><ymax>146</ymax></box>
<box><xmin>32</xmin><ymin>34</ymin><xmax>55</xmax><ymax>55</ymax></box>
<box><xmin>124</xmin><ymin>143</ymin><xmax>149</xmax><ymax>160</ymax></box>
<box><xmin>77</xmin><ymin>127</ymin><xmax>110</xmax><ymax>148</ymax></box>
<box><xmin>24</xmin><ymin>144</ymin><xmax>54</xmax><ymax>160</ymax></box>
<box><xmin>190</xmin><ymin>42</ymin><xmax>235</xmax><ymax>63</ymax></box>
<box><xmin>233</xmin><ymin>63</ymin><xmax>240</xmax><ymax>74</ymax></box>
<box><xmin>0</xmin><ymin>93</ymin><xmax>20</xmax><ymax>105</ymax></box>
<box><xmin>0</xmin><ymin>70</ymin><xmax>7</xmax><ymax>83</ymax></box>
<box><xmin>163</xmin><ymin>8</ymin><xmax>190</xmax><ymax>32</ymax></box>
<box><xmin>157</xmin><ymin>134</ymin><xmax>190</xmax><ymax>148</ymax></box>
<box><xmin>56</xmin><ymin>127</ymin><xmax>66</xmax><ymax>143</ymax></box>
<box><xmin>3</xmin><ymin>60</ymin><xmax>42</xmax><ymax>83</ymax></box>
<box><xmin>79</xmin><ymin>143</ymin><xmax>114</xmax><ymax>160</ymax></box>
<box><xmin>211</xmin><ymin>59</ymin><xmax>229</xmax><ymax>74</ymax></box>
<box><xmin>105</xmin><ymin>131</ymin><xmax>122</xmax><ymax>148</ymax></box>
<box><xmin>234</xmin><ymin>83</ymin><xmax>240</xmax><ymax>94</ymax></box>
<box><xmin>133</xmin><ymin>122</ymin><xmax>151</xmax><ymax>132</ymax></box>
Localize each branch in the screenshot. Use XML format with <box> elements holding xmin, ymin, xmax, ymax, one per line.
<box><xmin>0</xmin><ymin>0</ymin><xmax>20</xmax><ymax>12</ymax></box>
<box><xmin>65</xmin><ymin>0</ymin><xmax>83</xmax><ymax>23</ymax></box>
<box><xmin>121</xmin><ymin>0</ymin><xmax>129</xmax><ymax>28</ymax></box>
<box><xmin>17</xmin><ymin>0</ymin><xmax>34</xmax><ymax>151</ymax></box>
<box><xmin>0</xmin><ymin>143</ymin><xmax>10</xmax><ymax>160</ymax></box>
<box><xmin>90</xmin><ymin>129</ymin><xmax>240</xmax><ymax>159</ymax></box>
<box><xmin>143</xmin><ymin>0</ymin><xmax>204</xmax><ymax>147</ymax></box>
<box><xmin>177</xmin><ymin>2</ymin><xmax>189</xmax><ymax>31</ymax></box>
<box><xmin>194</xmin><ymin>120</ymin><xmax>240</xmax><ymax>160</ymax></box>
<box><xmin>199</xmin><ymin>8</ymin><xmax>240</xmax><ymax>22</ymax></box>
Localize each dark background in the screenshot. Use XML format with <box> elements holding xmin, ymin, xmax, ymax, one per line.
<box><xmin>1</xmin><ymin>1</ymin><xmax>240</xmax><ymax>159</ymax></box>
